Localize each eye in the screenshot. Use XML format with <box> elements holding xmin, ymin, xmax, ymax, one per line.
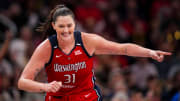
<box><xmin>67</xmin><ymin>24</ymin><xmax>72</xmax><ymax>28</ymax></box>
<box><xmin>59</xmin><ymin>25</ymin><xmax>65</xmax><ymax>28</ymax></box>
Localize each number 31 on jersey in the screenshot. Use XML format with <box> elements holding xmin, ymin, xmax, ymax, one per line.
<box><xmin>64</xmin><ymin>74</ymin><xmax>75</xmax><ymax>84</ymax></box>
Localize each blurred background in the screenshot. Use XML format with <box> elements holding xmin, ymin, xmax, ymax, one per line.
<box><xmin>0</xmin><ymin>0</ymin><xmax>180</xmax><ymax>101</ymax></box>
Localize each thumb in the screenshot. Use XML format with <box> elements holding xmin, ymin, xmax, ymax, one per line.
<box><xmin>150</xmin><ymin>50</ymin><xmax>159</xmax><ymax>59</ymax></box>
<box><xmin>58</xmin><ymin>81</ymin><xmax>62</xmax><ymax>86</ymax></box>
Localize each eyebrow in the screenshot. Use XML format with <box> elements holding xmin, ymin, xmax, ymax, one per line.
<box><xmin>58</xmin><ymin>23</ymin><xmax>72</xmax><ymax>26</ymax></box>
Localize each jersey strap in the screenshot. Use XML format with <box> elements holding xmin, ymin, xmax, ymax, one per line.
<box><xmin>74</xmin><ymin>31</ymin><xmax>92</xmax><ymax>58</ymax></box>
<box><xmin>45</xmin><ymin>35</ymin><xmax>57</xmax><ymax>66</ymax></box>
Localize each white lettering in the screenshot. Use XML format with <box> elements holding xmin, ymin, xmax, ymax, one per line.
<box><xmin>54</xmin><ymin>62</ymin><xmax>86</xmax><ymax>72</ymax></box>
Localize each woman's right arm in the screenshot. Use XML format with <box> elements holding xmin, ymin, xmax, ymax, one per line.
<box><xmin>18</xmin><ymin>39</ymin><xmax>62</xmax><ymax>93</ymax></box>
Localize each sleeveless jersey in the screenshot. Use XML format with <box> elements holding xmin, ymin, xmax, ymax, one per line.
<box><xmin>45</xmin><ymin>31</ymin><xmax>102</xmax><ymax>100</ymax></box>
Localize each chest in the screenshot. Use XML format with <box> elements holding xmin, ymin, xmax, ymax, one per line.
<box><xmin>46</xmin><ymin>46</ymin><xmax>93</xmax><ymax>84</ymax></box>
<box><xmin>47</xmin><ymin>46</ymin><xmax>93</xmax><ymax>75</ymax></box>
<box><xmin>53</xmin><ymin>46</ymin><xmax>89</xmax><ymax>63</ymax></box>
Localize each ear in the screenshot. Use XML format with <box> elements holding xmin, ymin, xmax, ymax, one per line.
<box><xmin>51</xmin><ymin>22</ymin><xmax>56</xmax><ymax>30</ymax></box>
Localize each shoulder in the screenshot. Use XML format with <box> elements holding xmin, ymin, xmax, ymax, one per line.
<box><xmin>81</xmin><ymin>32</ymin><xmax>103</xmax><ymax>42</ymax></box>
<box><xmin>81</xmin><ymin>32</ymin><xmax>109</xmax><ymax>47</ymax></box>
<box><xmin>32</xmin><ymin>38</ymin><xmax>51</xmax><ymax>63</ymax></box>
<box><xmin>36</xmin><ymin>39</ymin><xmax>51</xmax><ymax>52</ymax></box>
<box><xmin>80</xmin><ymin>32</ymin><xmax>105</xmax><ymax>55</ymax></box>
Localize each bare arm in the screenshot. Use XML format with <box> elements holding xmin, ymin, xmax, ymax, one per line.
<box><xmin>18</xmin><ymin>39</ymin><xmax>62</xmax><ymax>93</ymax></box>
<box><xmin>82</xmin><ymin>33</ymin><xmax>171</xmax><ymax>62</ymax></box>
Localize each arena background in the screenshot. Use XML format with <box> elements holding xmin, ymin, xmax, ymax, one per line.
<box><xmin>0</xmin><ymin>0</ymin><xmax>180</xmax><ymax>101</ymax></box>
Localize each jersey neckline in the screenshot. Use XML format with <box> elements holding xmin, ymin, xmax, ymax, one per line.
<box><xmin>55</xmin><ymin>32</ymin><xmax>77</xmax><ymax>56</ymax></box>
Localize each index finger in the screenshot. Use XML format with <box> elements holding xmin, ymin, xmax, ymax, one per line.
<box><xmin>158</xmin><ymin>51</ymin><xmax>172</xmax><ymax>55</ymax></box>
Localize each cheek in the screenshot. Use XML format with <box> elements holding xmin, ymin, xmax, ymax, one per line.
<box><xmin>56</xmin><ymin>29</ymin><xmax>62</xmax><ymax>32</ymax></box>
<box><xmin>70</xmin><ymin>27</ymin><xmax>75</xmax><ymax>32</ymax></box>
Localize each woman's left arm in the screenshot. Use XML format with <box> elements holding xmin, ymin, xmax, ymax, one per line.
<box><xmin>82</xmin><ymin>33</ymin><xmax>171</xmax><ymax>62</ymax></box>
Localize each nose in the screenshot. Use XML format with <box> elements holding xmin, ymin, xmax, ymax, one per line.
<box><xmin>64</xmin><ymin>27</ymin><xmax>68</xmax><ymax>33</ymax></box>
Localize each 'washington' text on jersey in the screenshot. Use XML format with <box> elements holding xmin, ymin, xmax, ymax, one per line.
<box><xmin>54</xmin><ymin>61</ymin><xmax>86</xmax><ymax>72</ymax></box>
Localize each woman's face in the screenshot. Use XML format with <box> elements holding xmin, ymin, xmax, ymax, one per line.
<box><xmin>52</xmin><ymin>15</ymin><xmax>75</xmax><ymax>41</ymax></box>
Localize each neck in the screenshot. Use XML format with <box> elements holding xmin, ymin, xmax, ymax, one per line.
<box><xmin>57</xmin><ymin>36</ymin><xmax>75</xmax><ymax>49</ymax></box>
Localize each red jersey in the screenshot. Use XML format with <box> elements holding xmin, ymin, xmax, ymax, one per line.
<box><xmin>45</xmin><ymin>31</ymin><xmax>102</xmax><ymax>101</ymax></box>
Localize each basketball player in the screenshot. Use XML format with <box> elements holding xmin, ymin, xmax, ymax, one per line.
<box><xmin>18</xmin><ymin>5</ymin><xmax>171</xmax><ymax>101</ymax></box>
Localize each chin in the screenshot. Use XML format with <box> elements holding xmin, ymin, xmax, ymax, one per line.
<box><xmin>62</xmin><ymin>36</ymin><xmax>72</xmax><ymax>41</ymax></box>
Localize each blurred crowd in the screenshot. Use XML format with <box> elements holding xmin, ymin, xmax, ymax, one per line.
<box><xmin>0</xmin><ymin>0</ymin><xmax>180</xmax><ymax>101</ymax></box>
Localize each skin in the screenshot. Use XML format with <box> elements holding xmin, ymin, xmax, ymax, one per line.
<box><xmin>18</xmin><ymin>15</ymin><xmax>171</xmax><ymax>93</ymax></box>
